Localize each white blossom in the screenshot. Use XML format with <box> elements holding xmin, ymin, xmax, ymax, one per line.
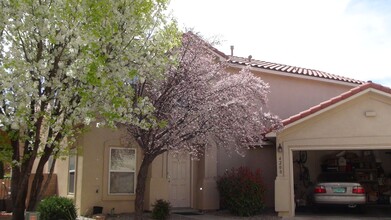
<box><xmin>0</xmin><ymin>0</ymin><xmax>179</xmax><ymax>212</ymax></box>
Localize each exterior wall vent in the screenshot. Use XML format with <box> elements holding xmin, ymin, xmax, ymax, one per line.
<box><xmin>365</xmin><ymin>111</ymin><xmax>376</xmax><ymax>117</ymax></box>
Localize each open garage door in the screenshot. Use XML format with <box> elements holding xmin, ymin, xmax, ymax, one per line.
<box><xmin>293</xmin><ymin>149</ymin><xmax>391</xmax><ymax>217</ymax></box>
<box><xmin>274</xmin><ymin>83</ymin><xmax>391</xmax><ymax>217</ymax></box>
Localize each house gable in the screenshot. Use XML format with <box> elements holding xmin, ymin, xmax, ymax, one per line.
<box><xmin>279</xmin><ymin>82</ymin><xmax>391</xmax><ymax>142</ymax></box>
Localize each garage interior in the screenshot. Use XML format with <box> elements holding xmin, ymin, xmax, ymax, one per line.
<box><xmin>293</xmin><ymin>149</ymin><xmax>391</xmax><ymax>209</ymax></box>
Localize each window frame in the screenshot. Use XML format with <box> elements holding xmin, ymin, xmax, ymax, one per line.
<box><xmin>67</xmin><ymin>149</ymin><xmax>76</xmax><ymax>195</ymax></box>
<box><xmin>108</xmin><ymin>147</ymin><xmax>136</xmax><ymax>195</ymax></box>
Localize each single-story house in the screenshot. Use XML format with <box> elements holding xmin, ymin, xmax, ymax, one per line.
<box><xmin>50</xmin><ymin>43</ymin><xmax>391</xmax><ymax>218</ymax></box>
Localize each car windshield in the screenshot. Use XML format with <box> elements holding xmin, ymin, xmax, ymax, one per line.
<box><xmin>317</xmin><ymin>172</ymin><xmax>357</xmax><ymax>182</ymax></box>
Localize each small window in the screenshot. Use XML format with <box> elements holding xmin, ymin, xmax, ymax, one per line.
<box><xmin>109</xmin><ymin>148</ymin><xmax>136</xmax><ymax>195</ymax></box>
<box><xmin>68</xmin><ymin>150</ymin><xmax>76</xmax><ymax>194</ymax></box>
<box><xmin>47</xmin><ymin>156</ymin><xmax>54</xmax><ymax>173</ymax></box>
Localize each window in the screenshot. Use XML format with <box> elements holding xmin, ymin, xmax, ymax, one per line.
<box><xmin>47</xmin><ymin>155</ymin><xmax>54</xmax><ymax>173</ymax></box>
<box><xmin>109</xmin><ymin>148</ymin><xmax>136</xmax><ymax>194</ymax></box>
<box><xmin>68</xmin><ymin>150</ymin><xmax>76</xmax><ymax>194</ymax></box>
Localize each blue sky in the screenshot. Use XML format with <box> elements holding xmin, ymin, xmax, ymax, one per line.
<box><xmin>169</xmin><ymin>0</ymin><xmax>391</xmax><ymax>86</ymax></box>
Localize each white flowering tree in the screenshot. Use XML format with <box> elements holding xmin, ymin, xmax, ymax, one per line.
<box><xmin>0</xmin><ymin>1</ymin><xmax>179</xmax><ymax>219</ymax></box>
<box><xmin>127</xmin><ymin>33</ymin><xmax>282</xmax><ymax>219</ymax></box>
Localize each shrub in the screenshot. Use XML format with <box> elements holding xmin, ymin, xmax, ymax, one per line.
<box><xmin>216</xmin><ymin>166</ymin><xmax>265</xmax><ymax>216</ymax></box>
<box><xmin>151</xmin><ymin>199</ymin><xmax>171</xmax><ymax>220</ymax></box>
<box><xmin>37</xmin><ymin>196</ymin><xmax>77</xmax><ymax>220</ymax></box>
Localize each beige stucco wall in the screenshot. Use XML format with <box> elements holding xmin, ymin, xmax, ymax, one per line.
<box><xmin>195</xmin><ymin>144</ymin><xmax>219</xmax><ymax>210</ymax></box>
<box><xmin>217</xmin><ymin>146</ymin><xmax>277</xmax><ymax>207</ymax></box>
<box><xmin>226</xmin><ymin>66</ymin><xmax>357</xmax><ymax>120</ymax></box>
<box><xmin>57</xmin><ymin>124</ymin><xmax>143</xmax><ymax>216</ymax></box>
<box><xmin>275</xmin><ymin>90</ymin><xmax>391</xmax><ymax>217</ymax></box>
<box><xmin>144</xmin><ymin>153</ymin><xmax>169</xmax><ymax>211</ymax></box>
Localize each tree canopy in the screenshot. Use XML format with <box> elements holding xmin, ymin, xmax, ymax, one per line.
<box><xmin>129</xmin><ymin>33</ymin><xmax>281</xmax><ymax>157</ymax></box>
<box><xmin>0</xmin><ymin>0</ymin><xmax>179</xmax><ymax>219</ymax></box>
<box><xmin>128</xmin><ymin>32</ymin><xmax>282</xmax><ymax>218</ymax></box>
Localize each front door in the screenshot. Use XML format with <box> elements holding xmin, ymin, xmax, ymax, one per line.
<box><xmin>168</xmin><ymin>152</ymin><xmax>191</xmax><ymax>207</ymax></box>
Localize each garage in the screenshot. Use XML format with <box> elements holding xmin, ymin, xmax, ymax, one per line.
<box><xmin>293</xmin><ymin>150</ymin><xmax>391</xmax><ymax>209</ymax></box>
<box><xmin>274</xmin><ymin>83</ymin><xmax>391</xmax><ymax>217</ymax></box>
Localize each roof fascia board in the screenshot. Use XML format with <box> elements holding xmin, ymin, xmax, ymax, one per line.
<box><xmin>228</xmin><ymin>63</ymin><xmax>361</xmax><ymax>87</ymax></box>
<box><xmin>367</xmin><ymin>88</ymin><xmax>391</xmax><ymax>99</ymax></box>
<box><xmin>265</xmin><ymin>131</ymin><xmax>276</xmax><ymax>138</ymax></box>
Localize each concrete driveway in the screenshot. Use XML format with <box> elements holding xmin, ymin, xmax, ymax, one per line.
<box><xmin>170</xmin><ymin>205</ymin><xmax>391</xmax><ymax>220</ymax></box>
<box><xmin>292</xmin><ymin>205</ymin><xmax>391</xmax><ymax>220</ymax></box>
<box><xmin>103</xmin><ymin>206</ymin><xmax>391</xmax><ymax>220</ymax></box>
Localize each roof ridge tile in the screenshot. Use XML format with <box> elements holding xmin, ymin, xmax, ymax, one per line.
<box><xmin>228</xmin><ymin>55</ymin><xmax>364</xmax><ymax>84</ymax></box>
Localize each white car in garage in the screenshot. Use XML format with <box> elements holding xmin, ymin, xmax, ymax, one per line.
<box><xmin>313</xmin><ymin>172</ymin><xmax>366</xmax><ymax>208</ymax></box>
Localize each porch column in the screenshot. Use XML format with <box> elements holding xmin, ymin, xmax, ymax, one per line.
<box><xmin>275</xmin><ymin>143</ymin><xmax>293</xmax><ymax>217</ymax></box>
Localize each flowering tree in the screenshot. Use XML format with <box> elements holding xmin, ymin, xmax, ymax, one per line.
<box><xmin>127</xmin><ymin>33</ymin><xmax>282</xmax><ymax>219</ymax></box>
<box><xmin>0</xmin><ymin>1</ymin><xmax>179</xmax><ymax>219</ymax></box>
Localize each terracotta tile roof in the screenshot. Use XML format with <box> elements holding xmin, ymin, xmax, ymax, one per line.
<box><xmin>228</xmin><ymin>56</ymin><xmax>364</xmax><ymax>84</ymax></box>
<box><xmin>283</xmin><ymin>82</ymin><xmax>391</xmax><ymax>126</ymax></box>
<box><xmin>186</xmin><ymin>31</ymin><xmax>364</xmax><ymax>85</ymax></box>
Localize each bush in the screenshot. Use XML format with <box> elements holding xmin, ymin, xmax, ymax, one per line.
<box><xmin>151</xmin><ymin>199</ymin><xmax>171</xmax><ymax>220</ymax></box>
<box><xmin>37</xmin><ymin>196</ymin><xmax>77</xmax><ymax>220</ymax></box>
<box><xmin>216</xmin><ymin>166</ymin><xmax>265</xmax><ymax>216</ymax></box>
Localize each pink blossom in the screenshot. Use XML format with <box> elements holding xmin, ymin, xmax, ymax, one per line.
<box><xmin>128</xmin><ymin>33</ymin><xmax>282</xmax><ymax>157</ymax></box>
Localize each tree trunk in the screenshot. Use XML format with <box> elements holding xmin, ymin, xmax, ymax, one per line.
<box><xmin>26</xmin><ymin>172</ymin><xmax>43</xmax><ymax>211</ymax></box>
<box><xmin>11</xmin><ymin>167</ymin><xmax>29</xmax><ymax>220</ymax></box>
<box><xmin>27</xmin><ymin>148</ymin><xmax>53</xmax><ymax>211</ymax></box>
<box><xmin>10</xmin><ymin>139</ymin><xmax>20</xmax><ymax>210</ymax></box>
<box><xmin>10</xmin><ymin>139</ymin><xmax>36</xmax><ymax>220</ymax></box>
<box><xmin>10</xmin><ymin>139</ymin><xmax>27</xmax><ymax>220</ymax></box>
<box><xmin>0</xmin><ymin>161</ymin><xmax>4</xmax><ymax>179</ymax></box>
<box><xmin>12</xmin><ymin>187</ymin><xmax>27</xmax><ymax>220</ymax></box>
<box><xmin>134</xmin><ymin>154</ymin><xmax>156</xmax><ymax>220</ymax></box>
<box><xmin>36</xmin><ymin>158</ymin><xmax>57</xmax><ymax>209</ymax></box>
